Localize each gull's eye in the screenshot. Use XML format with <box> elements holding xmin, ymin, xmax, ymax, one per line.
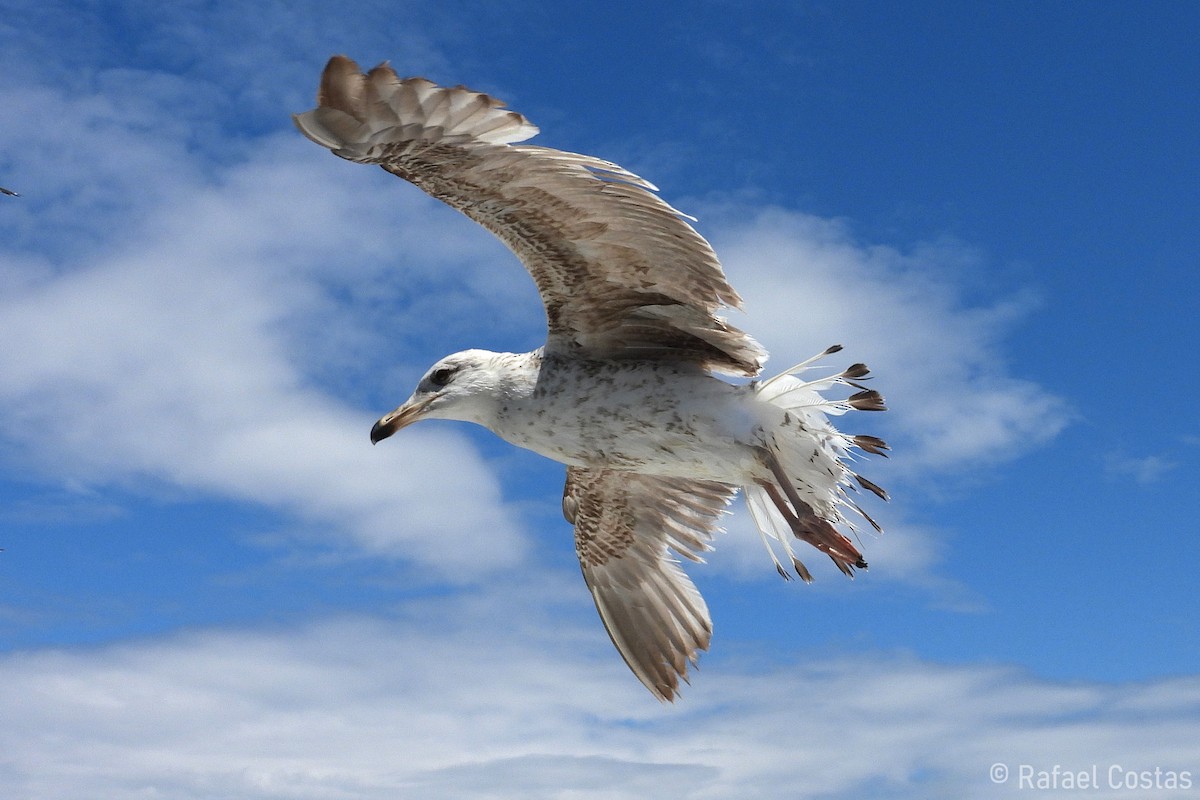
<box><xmin>428</xmin><ymin>366</ymin><xmax>456</xmax><ymax>388</ymax></box>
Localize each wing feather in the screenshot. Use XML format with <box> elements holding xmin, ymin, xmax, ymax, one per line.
<box><xmin>563</xmin><ymin>466</ymin><xmax>735</xmax><ymax>701</ymax></box>
<box><xmin>294</xmin><ymin>55</ymin><xmax>765</xmax><ymax>376</ymax></box>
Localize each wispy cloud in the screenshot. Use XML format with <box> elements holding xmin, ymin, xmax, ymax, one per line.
<box><xmin>0</xmin><ymin>75</ymin><xmax>529</xmax><ymax>576</ymax></box>
<box><xmin>1</xmin><ymin>590</ymin><xmax>1195</xmax><ymax>799</ymax></box>
<box><xmin>711</xmin><ymin>208</ymin><xmax>1070</xmax><ymax>476</ymax></box>
<box><xmin>1104</xmin><ymin>452</ymin><xmax>1179</xmax><ymax>485</ymax></box>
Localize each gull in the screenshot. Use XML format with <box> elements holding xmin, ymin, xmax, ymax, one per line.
<box><xmin>295</xmin><ymin>56</ymin><xmax>888</xmax><ymax>701</ymax></box>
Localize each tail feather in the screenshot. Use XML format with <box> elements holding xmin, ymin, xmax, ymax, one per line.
<box><xmin>745</xmin><ymin>346</ymin><xmax>888</xmax><ymax>579</ymax></box>
<box><xmin>746</xmin><ymin>483</ymin><xmax>813</xmax><ymax>582</ymax></box>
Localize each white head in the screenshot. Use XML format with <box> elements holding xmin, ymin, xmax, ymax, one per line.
<box><xmin>370</xmin><ymin>349</ymin><xmax>510</xmax><ymax>443</ymax></box>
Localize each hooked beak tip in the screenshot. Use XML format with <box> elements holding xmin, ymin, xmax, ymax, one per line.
<box><xmin>370</xmin><ymin>399</ymin><xmax>428</xmax><ymax>444</ymax></box>
<box><xmin>369</xmin><ymin>419</ymin><xmax>391</xmax><ymax>445</ymax></box>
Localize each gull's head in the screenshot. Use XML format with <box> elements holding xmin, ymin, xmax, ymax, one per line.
<box><xmin>370</xmin><ymin>350</ymin><xmax>509</xmax><ymax>444</ymax></box>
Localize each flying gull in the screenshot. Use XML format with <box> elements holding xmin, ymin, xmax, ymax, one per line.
<box><xmin>295</xmin><ymin>56</ymin><xmax>888</xmax><ymax>701</ymax></box>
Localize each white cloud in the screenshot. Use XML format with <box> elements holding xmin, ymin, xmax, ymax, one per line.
<box><xmin>1</xmin><ymin>592</ymin><xmax>1195</xmax><ymax>799</ymax></box>
<box><xmin>1104</xmin><ymin>452</ymin><xmax>1179</xmax><ymax>485</ymax></box>
<box><xmin>711</xmin><ymin>208</ymin><xmax>1071</xmax><ymax>476</ymax></box>
<box><xmin>0</xmin><ymin>77</ymin><xmax>529</xmax><ymax>576</ymax></box>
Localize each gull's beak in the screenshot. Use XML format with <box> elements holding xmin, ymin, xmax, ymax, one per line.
<box><xmin>370</xmin><ymin>396</ymin><xmax>432</xmax><ymax>444</ymax></box>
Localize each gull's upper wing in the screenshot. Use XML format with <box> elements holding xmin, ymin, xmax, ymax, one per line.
<box><xmin>562</xmin><ymin>466</ymin><xmax>735</xmax><ymax>701</ymax></box>
<box><xmin>294</xmin><ymin>55</ymin><xmax>765</xmax><ymax>377</ymax></box>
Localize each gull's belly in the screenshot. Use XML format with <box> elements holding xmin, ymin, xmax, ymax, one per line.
<box><xmin>490</xmin><ymin>361</ymin><xmax>767</xmax><ymax>482</ymax></box>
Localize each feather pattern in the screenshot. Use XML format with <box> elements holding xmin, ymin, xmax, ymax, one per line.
<box><xmin>294</xmin><ymin>56</ymin><xmax>765</xmax><ymax>377</ymax></box>
<box><xmin>563</xmin><ymin>467</ymin><xmax>734</xmax><ymax>701</ymax></box>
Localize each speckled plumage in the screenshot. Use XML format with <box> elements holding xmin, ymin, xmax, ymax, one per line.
<box><xmin>296</xmin><ymin>56</ymin><xmax>888</xmax><ymax>701</ymax></box>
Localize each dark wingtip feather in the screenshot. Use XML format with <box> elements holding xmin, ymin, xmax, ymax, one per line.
<box><xmin>842</xmin><ymin>362</ymin><xmax>870</xmax><ymax>379</ymax></box>
<box><xmin>849</xmin><ymin>389</ymin><xmax>887</xmax><ymax>411</ymax></box>
<box><xmin>850</xmin><ymin>500</ymin><xmax>885</xmax><ymax>533</ymax></box>
<box><xmin>831</xmin><ymin>556</ymin><xmax>856</xmax><ymax>578</ymax></box>
<box><xmin>853</xmin><ymin>472</ymin><xmax>889</xmax><ymax>501</ymax></box>
<box><xmin>792</xmin><ymin>556</ymin><xmax>814</xmax><ymax>583</ymax></box>
<box><xmin>852</xmin><ymin>434</ymin><xmax>891</xmax><ymax>456</ymax></box>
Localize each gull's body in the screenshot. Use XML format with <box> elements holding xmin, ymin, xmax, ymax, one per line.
<box><xmin>431</xmin><ymin>351</ymin><xmax>762</xmax><ymax>480</ymax></box>
<box><xmin>296</xmin><ymin>56</ymin><xmax>888</xmax><ymax>701</ymax></box>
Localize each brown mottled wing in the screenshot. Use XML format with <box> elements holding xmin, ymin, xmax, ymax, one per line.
<box><xmin>562</xmin><ymin>466</ymin><xmax>735</xmax><ymax>701</ymax></box>
<box><xmin>294</xmin><ymin>55</ymin><xmax>765</xmax><ymax>377</ymax></box>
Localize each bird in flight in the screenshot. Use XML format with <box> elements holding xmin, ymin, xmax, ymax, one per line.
<box><xmin>295</xmin><ymin>56</ymin><xmax>888</xmax><ymax>701</ymax></box>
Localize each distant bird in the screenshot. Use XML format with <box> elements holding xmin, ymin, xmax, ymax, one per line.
<box><xmin>0</xmin><ymin>186</ymin><xmax>18</xmax><ymax>197</ymax></box>
<box><xmin>295</xmin><ymin>56</ymin><xmax>888</xmax><ymax>701</ymax></box>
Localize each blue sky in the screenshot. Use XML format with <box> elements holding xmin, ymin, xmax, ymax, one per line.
<box><xmin>2</xmin><ymin>1</ymin><xmax>1198</xmax><ymax>797</ymax></box>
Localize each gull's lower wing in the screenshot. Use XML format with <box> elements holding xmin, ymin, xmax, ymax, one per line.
<box><xmin>563</xmin><ymin>466</ymin><xmax>735</xmax><ymax>701</ymax></box>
